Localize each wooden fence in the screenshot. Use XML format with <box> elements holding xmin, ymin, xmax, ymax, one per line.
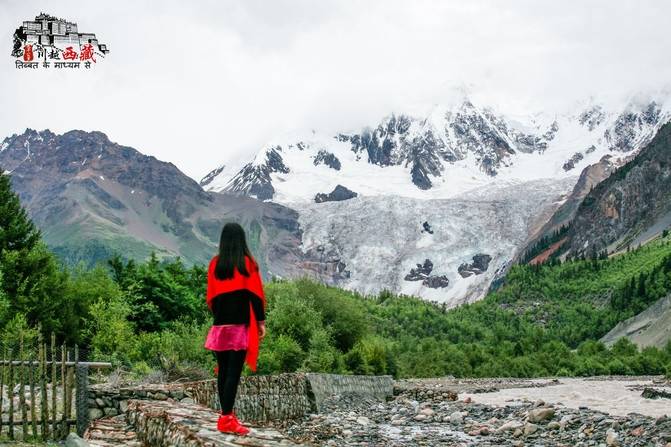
<box><xmin>0</xmin><ymin>332</ymin><xmax>111</xmax><ymax>441</ymax></box>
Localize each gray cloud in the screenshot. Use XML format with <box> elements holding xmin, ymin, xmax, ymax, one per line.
<box><xmin>1</xmin><ymin>0</ymin><xmax>670</xmax><ymax>179</ymax></box>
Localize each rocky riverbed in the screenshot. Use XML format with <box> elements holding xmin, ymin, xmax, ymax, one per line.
<box><xmin>271</xmin><ymin>377</ymin><xmax>671</xmax><ymax>446</ymax></box>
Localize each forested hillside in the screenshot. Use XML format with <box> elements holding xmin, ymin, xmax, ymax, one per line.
<box><xmin>1</xmin><ymin>168</ymin><xmax>670</xmax><ymax>379</ymax></box>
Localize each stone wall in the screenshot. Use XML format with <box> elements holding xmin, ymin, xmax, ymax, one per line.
<box><xmin>88</xmin><ymin>372</ymin><xmax>394</xmax><ymax>424</ymax></box>
<box><xmin>88</xmin><ymin>383</ymin><xmax>192</xmax><ymax>420</ymax></box>
<box><xmin>305</xmin><ymin>373</ymin><xmax>394</xmax><ymax>411</ymax></box>
<box><xmin>185</xmin><ymin>373</ymin><xmax>312</xmax><ymax>422</ymax></box>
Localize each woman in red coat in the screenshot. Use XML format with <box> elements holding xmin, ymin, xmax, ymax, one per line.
<box><xmin>204</xmin><ymin>222</ymin><xmax>266</xmax><ymax>435</ymax></box>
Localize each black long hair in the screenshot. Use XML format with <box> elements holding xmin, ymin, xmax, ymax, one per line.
<box><xmin>215</xmin><ymin>222</ymin><xmax>255</xmax><ymax>279</ymax></box>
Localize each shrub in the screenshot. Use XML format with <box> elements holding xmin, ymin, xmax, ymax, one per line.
<box><xmin>87</xmin><ymin>293</ymin><xmax>137</xmax><ymax>365</ymax></box>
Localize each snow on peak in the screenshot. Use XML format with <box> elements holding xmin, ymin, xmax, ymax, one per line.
<box><xmin>201</xmin><ymin>96</ymin><xmax>670</xmax><ymax>206</ymax></box>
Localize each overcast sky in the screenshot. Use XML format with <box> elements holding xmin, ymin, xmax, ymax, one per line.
<box><xmin>1</xmin><ymin>0</ymin><xmax>670</xmax><ymax>180</ymax></box>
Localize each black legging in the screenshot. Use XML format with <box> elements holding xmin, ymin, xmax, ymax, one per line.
<box><xmin>215</xmin><ymin>350</ymin><xmax>246</xmax><ymax>414</ymax></box>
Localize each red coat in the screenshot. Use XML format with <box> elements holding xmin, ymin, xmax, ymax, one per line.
<box><xmin>207</xmin><ymin>255</ymin><xmax>266</xmax><ymax>372</ymax></box>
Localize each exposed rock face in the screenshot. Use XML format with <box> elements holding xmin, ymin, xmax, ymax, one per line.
<box><xmin>423</xmin><ymin>275</ymin><xmax>450</xmax><ymax>289</ymax></box>
<box><xmin>299</xmin><ymin>244</ymin><xmax>351</xmax><ymax>281</ymax></box>
<box><xmin>404</xmin><ymin>259</ymin><xmax>450</xmax><ymax>289</ymax></box>
<box><xmin>458</xmin><ymin>254</ymin><xmax>492</xmax><ymax>278</ymax></box>
<box><xmin>314</xmin><ymin>185</ymin><xmax>358</xmax><ymax>203</ymax></box>
<box><xmin>405</xmin><ymin>259</ymin><xmax>434</xmax><ymax>281</ymax></box>
<box><xmin>518</xmin><ymin>154</ymin><xmax>620</xmax><ymax>264</ymax></box>
<box><xmin>224</xmin><ymin>163</ymin><xmax>276</xmax><ymax>201</ymax></box>
<box><xmin>606</xmin><ymin>102</ymin><xmax>662</xmax><ymax>152</ymax></box>
<box><xmin>203</xmin><ymin>97</ymin><xmax>667</xmax><ymax>201</ymax></box>
<box><xmin>521</xmin><ymin>121</ymin><xmax>671</xmax><ymax>263</ymax></box>
<box><xmin>345</xmin><ymin>114</ymin><xmax>413</xmax><ymax>166</ymax></box>
<box><xmin>223</xmin><ymin>146</ymin><xmax>290</xmax><ymax>201</ymax></box>
<box><xmin>0</xmin><ymin>129</ymin><xmax>306</xmax><ymax>276</ymax></box>
<box><xmin>422</xmin><ymin>221</ymin><xmax>434</xmax><ymax>234</ymax></box>
<box><xmin>198</xmin><ymin>164</ymin><xmax>225</xmax><ymax>187</ymax></box>
<box><xmin>336</xmin><ymin>102</ymin><xmax>553</xmax><ymax>187</ymax></box>
<box><xmin>566</xmin><ymin>122</ymin><xmax>671</xmax><ymax>257</ymax></box>
<box><xmin>313</xmin><ymin>150</ymin><xmax>341</xmax><ymax>170</ymax></box>
<box><xmin>562</xmin><ymin>152</ymin><xmax>585</xmax><ymax>171</ymax></box>
<box><xmin>579</xmin><ymin>105</ymin><xmax>606</xmax><ymax>131</ymax></box>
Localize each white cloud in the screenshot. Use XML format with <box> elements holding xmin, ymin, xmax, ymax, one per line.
<box><xmin>1</xmin><ymin>0</ymin><xmax>670</xmax><ymax>180</ymax></box>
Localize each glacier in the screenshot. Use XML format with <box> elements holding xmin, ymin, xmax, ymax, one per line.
<box><xmin>200</xmin><ymin>94</ymin><xmax>671</xmax><ymax>305</ymax></box>
<box><xmin>291</xmin><ymin>178</ymin><xmax>576</xmax><ymax>306</ymax></box>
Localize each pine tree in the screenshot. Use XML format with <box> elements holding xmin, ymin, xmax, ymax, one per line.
<box><xmin>637</xmin><ymin>274</ymin><xmax>647</xmax><ymax>300</ymax></box>
<box><xmin>0</xmin><ymin>169</ymin><xmax>69</xmax><ymax>338</ymax></box>
<box><xmin>0</xmin><ymin>170</ymin><xmax>40</xmax><ymax>254</ymax></box>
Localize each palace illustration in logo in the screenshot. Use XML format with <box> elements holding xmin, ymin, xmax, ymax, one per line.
<box><xmin>12</xmin><ymin>12</ymin><xmax>109</xmax><ymax>69</ymax></box>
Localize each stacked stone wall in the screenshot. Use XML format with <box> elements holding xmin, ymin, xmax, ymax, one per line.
<box><xmin>88</xmin><ymin>373</ymin><xmax>394</xmax><ymax>423</ymax></box>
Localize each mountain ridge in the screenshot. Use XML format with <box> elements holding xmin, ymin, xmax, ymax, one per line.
<box><xmin>0</xmin><ymin>128</ymin><xmax>308</xmax><ymax>280</ymax></box>
<box><xmin>201</xmin><ymin>96</ymin><xmax>669</xmax><ymax>204</ymax></box>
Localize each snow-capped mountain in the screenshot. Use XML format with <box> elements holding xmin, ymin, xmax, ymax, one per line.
<box><xmin>202</xmin><ymin>96</ymin><xmax>667</xmax><ymax>203</ymax></box>
<box><xmin>201</xmin><ymin>95</ymin><xmax>670</xmax><ymax>305</ymax></box>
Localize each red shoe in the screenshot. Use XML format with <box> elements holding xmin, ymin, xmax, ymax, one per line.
<box><xmin>217</xmin><ymin>413</ymin><xmax>250</xmax><ymax>435</ymax></box>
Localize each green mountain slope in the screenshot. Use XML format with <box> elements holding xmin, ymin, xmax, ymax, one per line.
<box><xmin>0</xmin><ymin>129</ymin><xmax>307</xmax><ymax>279</ymax></box>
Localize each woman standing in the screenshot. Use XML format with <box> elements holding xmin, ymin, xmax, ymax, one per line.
<box><xmin>204</xmin><ymin>223</ymin><xmax>266</xmax><ymax>435</ymax></box>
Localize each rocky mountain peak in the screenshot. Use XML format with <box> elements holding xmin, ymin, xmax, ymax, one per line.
<box><xmin>0</xmin><ymin>128</ymin><xmax>307</xmax><ymax>273</ymax></box>
<box><xmin>0</xmin><ymin>128</ymin><xmax>209</xmax><ymax>206</ymax></box>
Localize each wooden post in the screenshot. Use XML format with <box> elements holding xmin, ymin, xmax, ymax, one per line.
<box><xmin>66</xmin><ymin>349</ymin><xmax>74</xmax><ymax>430</ymax></box>
<box><xmin>74</xmin><ymin>344</ymin><xmax>88</xmax><ymax>437</ymax></box>
<box><xmin>29</xmin><ymin>352</ymin><xmax>37</xmax><ymax>439</ymax></box>
<box><xmin>61</xmin><ymin>343</ymin><xmax>67</xmax><ymax>438</ymax></box>
<box><xmin>75</xmin><ymin>364</ymin><xmax>89</xmax><ymax>437</ymax></box>
<box><xmin>39</xmin><ymin>335</ymin><xmax>48</xmax><ymax>440</ymax></box>
<box><xmin>8</xmin><ymin>345</ymin><xmax>14</xmax><ymax>440</ymax></box>
<box><xmin>50</xmin><ymin>333</ymin><xmax>57</xmax><ymax>437</ymax></box>
<box><xmin>19</xmin><ymin>336</ymin><xmax>28</xmax><ymax>438</ymax></box>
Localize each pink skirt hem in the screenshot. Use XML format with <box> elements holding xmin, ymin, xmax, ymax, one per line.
<box><xmin>204</xmin><ymin>324</ymin><xmax>248</xmax><ymax>351</ymax></box>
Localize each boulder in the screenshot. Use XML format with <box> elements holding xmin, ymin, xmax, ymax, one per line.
<box><xmin>449</xmin><ymin>411</ymin><xmax>463</xmax><ymax>424</ymax></box>
<box><xmin>606</xmin><ymin>428</ymin><xmax>620</xmax><ymax>446</ymax></box>
<box><xmin>641</xmin><ymin>387</ymin><xmax>671</xmax><ymax>400</ymax></box>
<box><xmin>527</xmin><ymin>407</ymin><xmax>555</xmax><ymax>423</ymax></box>
<box><xmin>419</xmin><ymin>407</ymin><xmax>434</xmax><ymax>417</ymax></box>
<box><xmin>65</xmin><ymin>432</ymin><xmax>90</xmax><ymax>447</ymax></box>
<box><xmin>524</xmin><ymin>422</ymin><xmax>538</xmax><ymax>435</ymax></box>
<box><xmin>89</xmin><ymin>408</ymin><xmax>104</xmax><ymax>420</ymax></box>
<box><xmin>498</xmin><ymin>420</ymin><xmax>524</xmax><ymax>432</ymax></box>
